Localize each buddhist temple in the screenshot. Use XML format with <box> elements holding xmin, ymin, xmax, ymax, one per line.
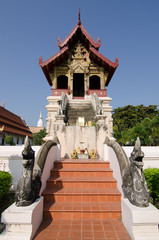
<box><xmin>39</xmin><ymin>10</ymin><xmax>119</xmax><ymax>158</ymax></box>
<box><xmin>2</xmin><ymin>11</ymin><xmax>156</xmax><ymax>240</ymax></box>
<box><xmin>0</xmin><ymin>106</ymin><xmax>33</xmax><ymax>145</ymax></box>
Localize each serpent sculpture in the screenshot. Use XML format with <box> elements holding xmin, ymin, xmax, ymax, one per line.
<box><xmin>15</xmin><ymin>136</ymin><xmax>41</xmax><ymax>207</ymax></box>
<box><xmin>105</xmin><ymin>137</ymin><xmax>150</xmax><ymax>207</ymax></box>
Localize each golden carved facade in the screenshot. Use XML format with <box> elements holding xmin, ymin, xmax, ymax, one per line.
<box><xmin>49</xmin><ymin>42</ymin><xmax>108</xmax><ymax>95</ymax></box>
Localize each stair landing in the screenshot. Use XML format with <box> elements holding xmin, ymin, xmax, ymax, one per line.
<box><xmin>33</xmin><ymin>159</ymin><xmax>131</xmax><ymax>240</ymax></box>
<box><xmin>34</xmin><ymin>219</ymin><xmax>131</xmax><ymax>240</ymax></box>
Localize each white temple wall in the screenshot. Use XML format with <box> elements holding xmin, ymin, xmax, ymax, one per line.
<box><xmin>45</xmin><ymin>94</ymin><xmax>114</xmax><ymax>158</ymax></box>
<box><xmin>101</xmin><ymin>97</ymin><xmax>113</xmax><ymax>138</ymax></box>
<box><xmin>0</xmin><ymin>146</ymin><xmax>41</xmax><ymax>190</ymax></box>
<box><xmin>56</xmin><ymin>126</ymin><xmax>96</xmax><ymax>158</ymax></box>
<box><xmin>123</xmin><ymin>146</ymin><xmax>159</xmax><ymax>169</ymax></box>
<box><xmin>46</xmin><ymin>96</ymin><xmax>60</xmax><ymax>135</ymax></box>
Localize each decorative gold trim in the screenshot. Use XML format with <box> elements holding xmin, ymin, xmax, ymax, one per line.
<box><xmin>0</xmin><ymin>125</ymin><xmax>5</xmax><ymax>132</ymax></box>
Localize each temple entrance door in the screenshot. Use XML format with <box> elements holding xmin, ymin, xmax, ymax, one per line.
<box><xmin>73</xmin><ymin>73</ymin><xmax>84</xmax><ymax>98</ymax></box>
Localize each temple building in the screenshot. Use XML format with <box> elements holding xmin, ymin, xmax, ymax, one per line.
<box><xmin>39</xmin><ymin>10</ymin><xmax>119</xmax><ymax>158</ymax></box>
<box><xmin>1</xmin><ymin>13</ymin><xmax>157</xmax><ymax>240</ymax></box>
<box><xmin>0</xmin><ymin>105</ymin><xmax>33</xmax><ymax>145</ymax></box>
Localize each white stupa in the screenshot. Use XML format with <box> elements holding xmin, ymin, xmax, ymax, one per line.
<box><xmin>37</xmin><ymin>111</ymin><xmax>44</xmax><ymax>127</ymax></box>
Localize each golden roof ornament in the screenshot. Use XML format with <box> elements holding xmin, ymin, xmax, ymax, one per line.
<box><xmin>0</xmin><ymin>125</ymin><xmax>4</xmax><ymax>132</ymax></box>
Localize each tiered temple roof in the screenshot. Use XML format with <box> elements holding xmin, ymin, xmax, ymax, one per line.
<box><xmin>39</xmin><ymin>10</ymin><xmax>119</xmax><ymax>87</ymax></box>
<box><xmin>0</xmin><ymin>106</ymin><xmax>33</xmax><ymax>138</ymax></box>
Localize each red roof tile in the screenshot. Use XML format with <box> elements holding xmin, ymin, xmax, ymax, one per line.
<box><xmin>57</xmin><ymin>23</ymin><xmax>101</xmax><ymax>50</ymax></box>
<box><xmin>39</xmin><ymin>13</ymin><xmax>118</xmax><ymax>86</ymax></box>
<box><xmin>89</xmin><ymin>47</ymin><xmax>119</xmax><ymax>69</ymax></box>
<box><xmin>39</xmin><ymin>46</ymin><xmax>68</xmax><ymax>67</ymax></box>
<box><xmin>89</xmin><ymin>47</ymin><xmax>119</xmax><ymax>86</ymax></box>
<box><xmin>0</xmin><ymin>107</ymin><xmax>33</xmax><ymax>138</ymax></box>
<box><xmin>39</xmin><ymin>47</ymin><xmax>69</xmax><ymax>86</ymax></box>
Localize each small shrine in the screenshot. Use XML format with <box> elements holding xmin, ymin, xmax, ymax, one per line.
<box><xmin>39</xmin><ymin>10</ymin><xmax>119</xmax><ymax>158</ymax></box>
<box><xmin>71</xmin><ymin>147</ymin><xmax>90</xmax><ymax>159</ymax></box>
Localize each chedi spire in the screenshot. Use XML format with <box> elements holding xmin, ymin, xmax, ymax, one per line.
<box><xmin>37</xmin><ymin>111</ymin><xmax>44</xmax><ymax>127</ymax></box>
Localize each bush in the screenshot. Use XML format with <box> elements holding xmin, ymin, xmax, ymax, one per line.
<box><xmin>0</xmin><ymin>171</ymin><xmax>12</xmax><ymax>201</ymax></box>
<box><xmin>143</xmin><ymin>168</ymin><xmax>159</xmax><ymax>207</ymax></box>
<box><xmin>4</xmin><ymin>135</ymin><xmax>15</xmax><ymax>145</ymax></box>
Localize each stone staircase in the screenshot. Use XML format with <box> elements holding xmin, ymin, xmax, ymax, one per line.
<box><xmin>66</xmin><ymin>100</ymin><xmax>95</xmax><ymax>125</ymax></box>
<box><xmin>42</xmin><ymin>159</ymin><xmax>121</xmax><ymax>220</ymax></box>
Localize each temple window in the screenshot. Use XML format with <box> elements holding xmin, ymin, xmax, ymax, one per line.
<box><xmin>57</xmin><ymin>75</ymin><xmax>68</xmax><ymax>89</ymax></box>
<box><xmin>2</xmin><ymin>135</ymin><xmax>5</xmax><ymax>145</ymax></box>
<box><xmin>89</xmin><ymin>75</ymin><xmax>100</xmax><ymax>89</ymax></box>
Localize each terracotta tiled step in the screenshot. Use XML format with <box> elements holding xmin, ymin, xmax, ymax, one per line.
<box><xmin>51</xmin><ymin>168</ymin><xmax>113</xmax><ymax>177</ymax></box>
<box><xmin>54</xmin><ymin>159</ymin><xmax>110</xmax><ymax>169</ymax></box>
<box><xmin>47</xmin><ymin>176</ymin><xmax>117</xmax><ymax>188</ymax></box>
<box><xmin>42</xmin><ymin>187</ymin><xmax>121</xmax><ymax>203</ymax></box>
<box><xmin>43</xmin><ymin>202</ymin><xmax>121</xmax><ymax>220</ymax></box>
<box><xmin>33</xmin><ymin>219</ymin><xmax>132</xmax><ymax>240</ymax></box>
<box><xmin>34</xmin><ymin>159</ymin><xmax>130</xmax><ymax>239</ymax></box>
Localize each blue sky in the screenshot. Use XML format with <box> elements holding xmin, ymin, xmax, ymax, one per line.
<box><xmin>0</xmin><ymin>0</ymin><xmax>159</xmax><ymax>127</ymax></box>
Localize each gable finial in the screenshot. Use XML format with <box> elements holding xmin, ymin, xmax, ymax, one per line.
<box><xmin>39</xmin><ymin>56</ymin><xmax>43</xmax><ymax>64</ymax></box>
<box><xmin>115</xmin><ymin>57</ymin><xmax>119</xmax><ymax>66</ymax></box>
<box><xmin>78</xmin><ymin>8</ymin><xmax>81</xmax><ymax>25</ymax></box>
<box><xmin>57</xmin><ymin>37</ymin><xmax>61</xmax><ymax>47</ymax></box>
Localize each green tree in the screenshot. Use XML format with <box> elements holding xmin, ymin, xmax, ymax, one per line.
<box><xmin>113</xmin><ymin>105</ymin><xmax>159</xmax><ymax>131</ymax></box>
<box><xmin>113</xmin><ymin>124</ymin><xmax>122</xmax><ymax>144</ymax></box>
<box><xmin>113</xmin><ymin>105</ymin><xmax>159</xmax><ymax>145</ymax></box>
<box><xmin>121</xmin><ymin>127</ymin><xmax>135</xmax><ymax>146</ymax></box>
<box><xmin>133</xmin><ymin>123</ymin><xmax>151</xmax><ymax>146</ymax></box>
<box><xmin>150</xmin><ymin>116</ymin><xmax>159</xmax><ymax>145</ymax></box>
<box><xmin>33</xmin><ymin>129</ymin><xmax>46</xmax><ymax>145</ymax></box>
<box><xmin>4</xmin><ymin>135</ymin><xmax>15</xmax><ymax>146</ymax></box>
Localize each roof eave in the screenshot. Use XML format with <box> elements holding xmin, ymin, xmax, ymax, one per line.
<box><xmin>90</xmin><ymin>47</ymin><xmax>119</xmax><ymax>68</ymax></box>
<box><xmin>42</xmin><ymin>66</ymin><xmax>52</xmax><ymax>86</ymax></box>
<box><xmin>106</xmin><ymin>67</ymin><xmax>118</xmax><ymax>86</ymax></box>
<box><xmin>89</xmin><ymin>47</ymin><xmax>119</xmax><ymax>86</ymax></box>
<box><xmin>39</xmin><ymin>47</ymin><xmax>69</xmax><ymax>86</ymax></box>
